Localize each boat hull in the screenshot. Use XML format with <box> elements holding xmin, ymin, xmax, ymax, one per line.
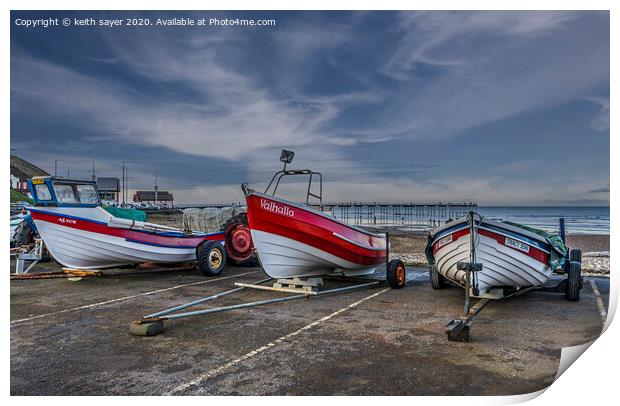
<box><xmin>246</xmin><ymin>193</ymin><xmax>386</xmax><ymax>279</ymax></box>
<box><xmin>429</xmin><ymin>218</ymin><xmax>553</xmax><ymax>296</ymax></box>
<box><xmin>29</xmin><ymin>207</ymin><xmax>224</xmax><ymax>269</ymax></box>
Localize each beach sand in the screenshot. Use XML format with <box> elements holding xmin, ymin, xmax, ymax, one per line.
<box><xmin>146</xmin><ymin>212</ymin><xmax>609</xmax><ymax>273</ymax></box>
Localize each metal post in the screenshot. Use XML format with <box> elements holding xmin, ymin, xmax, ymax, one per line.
<box><xmin>54</xmin><ymin>159</ymin><xmax>64</xmax><ymax>177</ymax></box>
<box><xmin>465</xmin><ymin>211</ymin><xmax>476</xmax><ymax>314</ymax></box>
<box><xmin>121</xmin><ymin>163</ymin><xmax>125</xmax><ymax>205</ymax></box>
<box><xmin>91</xmin><ymin>159</ymin><xmax>97</xmax><ymax>181</ymax></box>
<box><xmin>385</xmin><ymin>232</ymin><xmax>390</xmax><ymax>271</ymax></box>
<box><xmin>559</xmin><ymin>218</ymin><xmax>566</xmax><ymax>245</ymax></box>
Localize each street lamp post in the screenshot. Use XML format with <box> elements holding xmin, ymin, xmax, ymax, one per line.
<box><xmin>54</xmin><ymin>159</ymin><xmax>65</xmax><ymax>177</ymax></box>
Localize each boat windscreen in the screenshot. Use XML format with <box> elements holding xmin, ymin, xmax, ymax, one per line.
<box><xmin>53</xmin><ymin>184</ymin><xmax>78</xmax><ymax>203</ymax></box>
<box><xmin>34</xmin><ymin>184</ymin><xmax>52</xmax><ymax>201</ymax></box>
<box><xmin>77</xmin><ymin>184</ymin><xmax>99</xmax><ymax>204</ymax></box>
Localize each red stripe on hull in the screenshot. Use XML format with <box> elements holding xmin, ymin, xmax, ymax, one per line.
<box><xmin>432</xmin><ymin>228</ymin><xmax>469</xmax><ymax>255</ymax></box>
<box><xmin>433</xmin><ymin>227</ymin><xmax>549</xmax><ymax>264</ymax></box>
<box><xmin>246</xmin><ymin>194</ymin><xmax>386</xmax><ymax>266</ymax></box>
<box><xmin>30</xmin><ymin>211</ymin><xmax>224</xmax><ymax>248</ymax></box>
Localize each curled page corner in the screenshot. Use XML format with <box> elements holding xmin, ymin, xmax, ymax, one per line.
<box><xmin>554</xmin><ymin>340</ymin><xmax>595</xmax><ymax>381</ymax></box>
<box><xmin>507</xmin><ymin>387</ymin><xmax>548</xmax><ymax>404</ymax></box>
<box><xmin>602</xmin><ymin>276</ymin><xmax>616</xmax><ymax>333</ymax></box>
<box><xmin>502</xmin><ymin>338</ymin><xmax>600</xmax><ymax>404</ymax></box>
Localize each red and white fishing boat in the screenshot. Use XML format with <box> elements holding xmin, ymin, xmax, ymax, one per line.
<box><xmin>244</xmin><ymin>191</ymin><xmax>387</xmax><ymax>279</ymax></box>
<box><xmin>242</xmin><ymin>150</ymin><xmax>397</xmax><ymax>282</ymax></box>
<box><xmin>27</xmin><ymin>177</ymin><xmax>225</xmax><ymax>270</ymax></box>
<box><xmin>426</xmin><ymin>212</ymin><xmax>567</xmax><ymax>297</ymax></box>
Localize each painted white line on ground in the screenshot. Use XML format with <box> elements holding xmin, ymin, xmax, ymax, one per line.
<box><xmin>166</xmin><ymin>287</ymin><xmax>392</xmax><ymax>395</ymax></box>
<box><xmin>11</xmin><ymin>271</ymin><xmax>257</xmax><ymax>325</ymax></box>
<box><xmin>589</xmin><ymin>278</ymin><xmax>607</xmax><ymax>326</ymax></box>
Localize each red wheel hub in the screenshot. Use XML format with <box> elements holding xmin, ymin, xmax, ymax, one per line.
<box><xmin>225</xmin><ymin>223</ymin><xmax>254</xmax><ymax>262</ymax></box>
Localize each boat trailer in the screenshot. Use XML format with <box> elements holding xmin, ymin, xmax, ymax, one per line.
<box><xmin>129</xmin><ymin>276</ymin><xmax>386</xmax><ymax>336</ymax></box>
<box><xmin>130</xmin><ymin>231</ymin><xmax>406</xmax><ymax>336</ymax></box>
<box><xmin>443</xmin><ymin>217</ymin><xmax>583</xmax><ymax>342</ymax></box>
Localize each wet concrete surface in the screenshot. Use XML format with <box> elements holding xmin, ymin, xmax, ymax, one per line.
<box><xmin>10</xmin><ymin>264</ymin><xmax>608</xmax><ymax>395</ymax></box>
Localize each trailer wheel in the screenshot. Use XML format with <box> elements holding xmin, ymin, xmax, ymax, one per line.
<box><xmin>566</xmin><ymin>260</ymin><xmax>581</xmax><ymax>301</ymax></box>
<box><xmin>222</xmin><ymin>214</ymin><xmax>256</xmax><ymax>266</ymax></box>
<box><xmin>387</xmin><ymin>259</ymin><xmax>406</xmax><ymax>289</ymax></box>
<box><xmin>569</xmin><ymin>248</ymin><xmax>582</xmax><ymax>263</ymax></box>
<box><xmin>197</xmin><ymin>241</ymin><xmax>226</xmax><ymax>276</ymax></box>
<box><xmin>430</xmin><ymin>265</ymin><xmax>448</xmax><ymax>289</ymax></box>
<box><xmin>14</xmin><ymin>222</ymin><xmax>34</xmax><ymax>247</ymax></box>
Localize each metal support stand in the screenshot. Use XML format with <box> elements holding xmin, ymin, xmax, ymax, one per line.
<box><xmin>130</xmin><ymin>278</ymin><xmax>381</xmax><ymax>336</ymax></box>
<box><xmin>445</xmin><ymin>298</ymin><xmax>490</xmax><ymax>342</ymax></box>
<box><xmin>457</xmin><ymin>261</ymin><xmax>483</xmax><ymax>314</ymax></box>
<box><xmin>13</xmin><ymin>239</ymin><xmax>44</xmax><ymax>274</ymax></box>
<box><xmin>445</xmin><ymin>211</ymin><xmax>488</xmax><ymax>342</ymax></box>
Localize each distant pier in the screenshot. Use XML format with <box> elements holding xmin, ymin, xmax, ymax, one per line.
<box><xmin>177</xmin><ymin>201</ymin><xmax>477</xmax><ymax>230</ymax></box>
<box><xmin>322</xmin><ymin>202</ymin><xmax>477</xmax><ymax>230</ymax></box>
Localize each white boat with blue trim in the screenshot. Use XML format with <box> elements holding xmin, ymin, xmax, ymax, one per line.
<box><xmin>26</xmin><ymin>176</ymin><xmax>225</xmax><ymax>270</ymax></box>
<box><xmin>426</xmin><ymin>212</ymin><xmax>567</xmax><ymax>298</ymax></box>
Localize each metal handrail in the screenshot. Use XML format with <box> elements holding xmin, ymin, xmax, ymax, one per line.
<box><xmin>264</xmin><ymin>168</ymin><xmax>323</xmax><ymax>207</ymax></box>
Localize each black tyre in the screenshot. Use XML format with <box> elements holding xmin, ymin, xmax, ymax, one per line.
<box><xmin>14</xmin><ymin>222</ymin><xmax>34</xmax><ymax>247</ymax></box>
<box><xmin>386</xmin><ymin>259</ymin><xmax>406</xmax><ymax>289</ymax></box>
<box><xmin>197</xmin><ymin>241</ymin><xmax>226</xmax><ymax>276</ymax></box>
<box><xmin>429</xmin><ymin>265</ymin><xmax>448</xmax><ymax>289</ymax></box>
<box><xmin>566</xmin><ymin>260</ymin><xmax>581</xmax><ymax>301</ymax></box>
<box><xmin>569</xmin><ymin>248</ymin><xmax>582</xmax><ymax>263</ymax></box>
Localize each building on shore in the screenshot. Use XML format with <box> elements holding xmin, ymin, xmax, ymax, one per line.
<box><xmin>97</xmin><ymin>177</ymin><xmax>120</xmax><ymax>202</ymax></box>
<box><xmin>133</xmin><ymin>190</ymin><xmax>174</xmax><ymax>206</ymax></box>
<box><xmin>10</xmin><ymin>174</ymin><xmax>30</xmax><ymax>195</ymax></box>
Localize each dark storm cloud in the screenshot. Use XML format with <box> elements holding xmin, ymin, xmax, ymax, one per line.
<box><xmin>10</xmin><ymin>11</ymin><xmax>609</xmax><ymax>204</ymax></box>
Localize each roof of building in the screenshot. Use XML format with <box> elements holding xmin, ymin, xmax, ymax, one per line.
<box><xmin>10</xmin><ymin>155</ymin><xmax>49</xmax><ymax>180</ymax></box>
<box><xmin>97</xmin><ymin>177</ymin><xmax>120</xmax><ymax>191</ymax></box>
<box><xmin>133</xmin><ymin>190</ymin><xmax>174</xmax><ymax>201</ymax></box>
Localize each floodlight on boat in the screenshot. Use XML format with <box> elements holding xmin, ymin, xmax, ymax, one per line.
<box><xmin>280</xmin><ymin>149</ymin><xmax>295</xmax><ymax>164</ymax></box>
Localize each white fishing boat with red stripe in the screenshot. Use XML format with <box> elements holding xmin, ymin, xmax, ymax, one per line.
<box><xmin>426</xmin><ymin>212</ymin><xmax>567</xmax><ymax>298</ymax></box>
<box><xmin>242</xmin><ymin>150</ymin><xmax>389</xmax><ymax>280</ymax></box>
<box><xmin>26</xmin><ymin>176</ymin><xmax>225</xmax><ymax>270</ymax></box>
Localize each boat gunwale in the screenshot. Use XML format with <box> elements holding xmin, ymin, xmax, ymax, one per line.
<box><xmin>247</xmin><ymin>191</ymin><xmax>387</xmax><ymax>240</ymax></box>
<box><xmin>429</xmin><ymin>216</ymin><xmax>552</xmax><ymax>248</ymax></box>
<box><xmin>27</xmin><ymin>206</ymin><xmax>221</xmax><ymax>239</ymax></box>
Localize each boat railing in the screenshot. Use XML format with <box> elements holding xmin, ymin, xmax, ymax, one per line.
<box><xmin>264</xmin><ymin>168</ymin><xmax>323</xmax><ymax>208</ymax></box>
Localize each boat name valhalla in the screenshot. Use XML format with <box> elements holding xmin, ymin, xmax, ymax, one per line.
<box><xmin>260</xmin><ymin>199</ymin><xmax>294</xmax><ymax>217</ymax></box>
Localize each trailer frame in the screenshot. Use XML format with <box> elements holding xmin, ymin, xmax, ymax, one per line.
<box><xmin>130</xmin><ymin>276</ymin><xmax>385</xmax><ymax>336</ymax></box>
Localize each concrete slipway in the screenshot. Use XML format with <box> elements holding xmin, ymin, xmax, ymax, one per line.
<box><xmin>10</xmin><ymin>264</ymin><xmax>608</xmax><ymax>395</ymax></box>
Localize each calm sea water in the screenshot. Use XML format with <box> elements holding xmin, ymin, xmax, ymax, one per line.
<box><xmin>477</xmin><ymin>206</ymin><xmax>609</xmax><ymax>235</ymax></box>
<box><xmin>328</xmin><ymin>205</ymin><xmax>609</xmax><ymax>234</ymax></box>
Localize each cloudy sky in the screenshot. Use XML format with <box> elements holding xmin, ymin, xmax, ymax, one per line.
<box><xmin>10</xmin><ymin>11</ymin><xmax>609</xmax><ymax>205</ymax></box>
